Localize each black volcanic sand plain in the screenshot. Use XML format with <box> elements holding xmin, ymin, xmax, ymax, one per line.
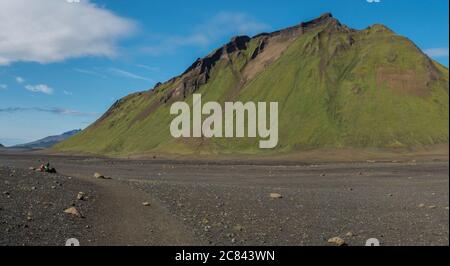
<box><xmin>0</xmin><ymin>151</ymin><xmax>448</xmax><ymax>246</ymax></box>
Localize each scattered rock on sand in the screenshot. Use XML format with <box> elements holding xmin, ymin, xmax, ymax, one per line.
<box><xmin>270</xmin><ymin>193</ymin><xmax>283</xmax><ymax>199</ymax></box>
<box><xmin>418</xmin><ymin>203</ymin><xmax>425</xmax><ymax>208</ymax></box>
<box><xmin>345</xmin><ymin>232</ymin><xmax>355</xmax><ymax>237</ymax></box>
<box><xmin>328</xmin><ymin>237</ymin><xmax>346</xmax><ymax>246</ymax></box>
<box><xmin>94</xmin><ymin>172</ymin><xmax>111</xmax><ymax>179</ymax></box>
<box><xmin>77</xmin><ymin>192</ymin><xmax>86</xmax><ymax>201</ymax></box>
<box><xmin>428</xmin><ymin>205</ymin><xmax>436</xmax><ymax>209</ymax></box>
<box><xmin>142</xmin><ymin>202</ymin><xmax>151</xmax><ymax>206</ymax></box>
<box><xmin>64</xmin><ymin>207</ymin><xmax>81</xmax><ymax>217</ymax></box>
<box><xmin>94</xmin><ymin>172</ymin><xmax>104</xmax><ymax>178</ymax></box>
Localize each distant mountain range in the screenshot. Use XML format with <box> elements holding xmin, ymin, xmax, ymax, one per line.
<box><xmin>55</xmin><ymin>13</ymin><xmax>449</xmax><ymax>156</ymax></box>
<box><xmin>14</xmin><ymin>129</ymin><xmax>81</xmax><ymax>149</ymax></box>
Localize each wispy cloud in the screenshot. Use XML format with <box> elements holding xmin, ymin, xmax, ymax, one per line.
<box><xmin>0</xmin><ymin>107</ymin><xmax>97</xmax><ymax>117</ymax></box>
<box><xmin>136</xmin><ymin>64</ymin><xmax>160</xmax><ymax>72</ymax></box>
<box><xmin>25</xmin><ymin>84</ymin><xmax>54</xmax><ymax>95</ymax></box>
<box><xmin>367</xmin><ymin>0</ymin><xmax>381</xmax><ymax>3</ymax></box>
<box><xmin>424</xmin><ymin>48</ymin><xmax>449</xmax><ymax>58</ymax></box>
<box><xmin>108</xmin><ymin>67</ymin><xmax>154</xmax><ymax>82</ymax></box>
<box><xmin>141</xmin><ymin>12</ymin><xmax>270</xmax><ymax>56</ymax></box>
<box><xmin>16</xmin><ymin>76</ymin><xmax>25</xmax><ymax>84</ymax></box>
<box><xmin>74</xmin><ymin>68</ymin><xmax>107</xmax><ymax>79</ymax></box>
<box><xmin>63</xmin><ymin>90</ymin><xmax>73</xmax><ymax>96</ymax></box>
<box><xmin>0</xmin><ymin>0</ymin><xmax>136</xmax><ymax>65</ymax></box>
<box><xmin>0</xmin><ymin>84</ymin><xmax>7</xmax><ymax>90</ymax></box>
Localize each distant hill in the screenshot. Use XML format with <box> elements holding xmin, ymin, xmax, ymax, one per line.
<box><xmin>55</xmin><ymin>13</ymin><xmax>449</xmax><ymax>156</ymax></box>
<box><xmin>0</xmin><ymin>143</ymin><xmax>4</xmax><ymax>148</ymax></box>
<box><xmin>15</xmin><ymin>129</ymin><xmax>81</xmax><ymax>149</ymax></box>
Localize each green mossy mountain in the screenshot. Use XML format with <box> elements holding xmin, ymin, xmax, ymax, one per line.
<box><xmin>54</xmin><ymin>13</ymin><xmax>449</xmax><ymax>156</ymax></box>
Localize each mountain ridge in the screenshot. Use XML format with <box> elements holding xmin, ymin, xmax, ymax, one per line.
<box><xmin>54</xmin><ymin>13</ymin><xmax>449</xmax><ymax>156</ymax></box>
<box><xmin>15</xmin><ymin>129</ymin><xmax>81</xmax><ymax>149</ymax></box>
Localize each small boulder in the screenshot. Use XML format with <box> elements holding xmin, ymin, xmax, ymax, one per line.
<box><xmin>64</xmin><ymin>207</ymin><xmax>81</xmax><ymax>217</ymax></box>
<box><xmin>328</xmin><ymin>237</ymin><xmax>346</xmax><ymax>246</ymax></box>
<box><xmin>142</xmin><ymin>202</ymin><xmax>151</xmax><ymax>206</ymax></box>
<box><xmin>270</xmin><ymin>193</ymin><xmax>283</xmax><ymax>199</ymax></box>
<box><xmin>94</xmin><ymin>172</ymin><xmax>111</xmax><ymax>179</ymax></box>
<box><xmin>77</xmin><ymin>192</ymin><xmax>86</xmax><ymax>201</ymax></box>
<box><xmin>345</xmin><ymin>232</ymin><xmax>355</xmax><ymax>237</ymax></box>
<box><xmin>94</xmin><ymin>172</ymin><xmax>104</xmax><ymax>178</ymax></box>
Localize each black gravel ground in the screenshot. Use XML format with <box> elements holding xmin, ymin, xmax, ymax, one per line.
<box><xmin>0</xmin><ymin>152</ymin><xmax>448</xmax><ymax>246</ymax></box>
<box><xmin>0</xmin><ymin>166</ymin><xmax>96</xmax><ymax>246</ymax></box>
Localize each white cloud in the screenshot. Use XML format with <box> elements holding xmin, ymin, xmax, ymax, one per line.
<box><xmin>0</xmin><ymin>84</ymin><xmax>7</xmax><ymax>90</ymax></box>
<box><xmin>136</xmin><ymin>64</ymin><xmax>160</xmax><ymax>72</ymax></box>
<box><xmin>367</xmin><ymin>0</ymin><xmax>381</xmax><ymax>3</ymax></box>
<box><xmin>142</xmin><ymin>12</ymin><xmax>270</xmax><ymax>56</ymax></box>
<box><xmin>63</xmin><ymin>90</ymin><xmax>73</xmax><ymax>96</ymax></box>
<box><xmin>108</xmin><ymin>68</ymin><xmax>154</xmax><ymax>82</ymax></box>
<box><xmin>424</xmin><ymin>48</ymin><xmax>449</xmax><ymax>58</ymax></box>
<box><xmin>25</xmin><ymin>84</ymin><xmax>54</xmax><ymax>95</ymax></box>
<box><xmin>0</xmin><ymin>107</ymin><xmax>97</xmax><ymax>117</ymax></box>
<box><xmin>200</xmin><ymin>12</ymin><xmax>270</xmax><ymax>37</ymax></box>
<box><xmin>0</xmin><ymin>0</ymin><xmax>136</xmax><ymax>65</ymax></box>
<box><xmin>16</xmin><ymin>76</ymin><xmax>25</xmax><ymax>84</ymax></box>
<box><xmin>74</xmin><ymin>68</ymin><xmax>107</xmax><ymax>79</ymax></box>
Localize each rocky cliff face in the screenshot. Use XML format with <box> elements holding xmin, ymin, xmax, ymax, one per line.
<box><xmin>154</xmin><ymin>13</ymin><xmax>343</xmax><ymax>104</ymax></box>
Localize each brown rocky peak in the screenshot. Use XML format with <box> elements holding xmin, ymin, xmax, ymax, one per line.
<box><xmin>154</xmin><ymin>12</ymin><xmax>345</xmax><ymax>98</ymax></box>
<box><xmin>299</xmin><ymin>12</ymin><xmax>338</xmax><ymax>28</ymax></box>
<box><xmin>226</xmin><ymin>35</ymin><xmax>251</xmax><ymax>53</ymax></box>
<box><xmin>317</xmin><ymin>12</ymin><xmax>333</xmax><ymax>21</ymax></box>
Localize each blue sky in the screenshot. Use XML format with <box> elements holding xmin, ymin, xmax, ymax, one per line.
<box><xmin>0</xmin><ymin>0</ymin><xmax>448</xmax><ymax>146</ymax></box>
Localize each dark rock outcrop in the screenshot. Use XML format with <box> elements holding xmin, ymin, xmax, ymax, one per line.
<box><xmin>178</xmin><ymin>35</ymin><xmax>251</xmax><ymax>96</ymax></box>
